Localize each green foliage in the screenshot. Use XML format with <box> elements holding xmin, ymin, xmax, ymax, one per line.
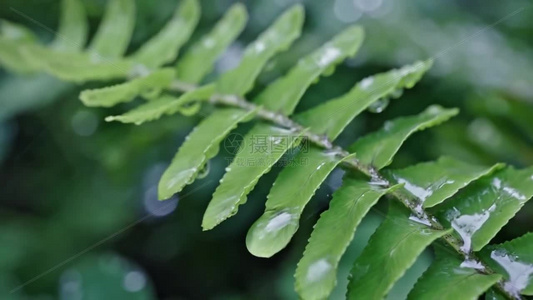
<box><xmin>295</xmin><ymin>176</ymin><xmax>398</xmax><ymax>300</ymax></box>
<box><xmin>408</xmin><ymin>246</ymin><xmax>502</xmax><ymax>300</ymax></box>
<box><xmin>2</xmin><ymin>1</ymin><xmax>533</xmax><ymax>299</ymax></box>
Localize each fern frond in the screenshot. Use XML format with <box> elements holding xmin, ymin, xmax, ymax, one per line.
<box><xmin>176</xmin><ymin>3</ymin><xmax>248</xmax><ymax>84</ymax></box>
<box><xmin>80</xmin><ymin>68</ymin><xmax>175</xmax><ymax>107</ymax></box>
<box><xmin>408</xmin><ymin>245</ymin><xmax>502</xmax><ymax>300</ymax></box>
<box><xmin>88</xmin><ymin>0</ymin><xmax>135</xmax><ymax>58</ymax></box>
<box><xmin>349</xmin><ymin>105</ymin><xmax>459</xmax><ymax>169</ymax></box>
<box><xmin>53</xmin><ymin>0</ymin><xmax>87</xmax><ymax>51</ymax></box>
<box><xmin>385</xmin><ymin>156</ymin><xmax>504</xmax><ymax>208</ymax></box>
<box><xmin>246</xmin><ymin>148</ymin><xmax>354</xmax><ymax>258</ymax></box>
<box><xmin>431</xmin><ymin>166</ymin><xmax>533</xmax><ymax>253</ymax></box>
<box><xmin>129</xmin><ymin>0</ymin><xmax>200</xmax><ymax>69</ymax></box>
<box><xmin>2</xmin><ymin>2</ymin><xmax>532</xmax><ymax>299</ymax></box>
<box><xmin>346</xmin><ymin>202</ymin><xmax>451</xmax><ymax>299</ymax></box>
<box><xmin>105</xmin><ymin>84</ymin><xmax>215</xmax><ymax>124</ymax></box>
<box><xmin>215</xmin><ymin>5</ymin><xmax>304</xmax><ymax>96</ymax></box>
<box><xmin>158</xmin><ymin>108</ymin><xmax>256</xmax><ymax>200</ymax></box>
<box><xmin>295</xmin><ymin>176</ymin><xmax>399</xmax><ymax>300</ymax></box>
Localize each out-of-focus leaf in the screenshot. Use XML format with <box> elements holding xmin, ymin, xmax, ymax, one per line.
<box><xmin>478</xmin><ymin>233</ymin><xmax>533</xmax><ymax>297</ymax></box>
<box><xmin>202</xmin><ymin>124</ymin><xmax>304</xmax><ymax>230</ymax></box>
<box><xmin>0</xmin><ymin>74</ymin><xmax>73</xmax><ymax>122</ymax></box>
<box><xmin>386</xmin><ymin>156</ymin><xmax>504</xmax><ymax>208</ymax></box>
<box><xmin>216</xmin><ymin>5</ymin><xmax>304</xmax><ymax>96</ymax></box>
<box><xmin>176</xmin><ymin>3</ymin><xmax>247</xmax><ymax>84</ymax></box>
<box><xmin>80</xmin><ymin>68</ymin><xmax>175</xmax><ymax>107</ymax></box>
<box><xmin>0</xmin><ymin>39</ymin><xmax>39</xmax><ymax>73</ymax></box>
<box><xmin>408</xmin><ymin>246</ymin><xmax>501</xmax><ymax>300</ymax></box>
<box><xmin>432</xmin><ymin>167</ymin><xmax>533</xmax><ymax>253</ymax></box>
<box><xmin>295</xmin><ymin>61</ymin><xmax>432</xmax><ymax>140</ymax></box>
<box><xmin>130</xmin><ymin>0</ymin><xmax>200</xmax><ymax>69</ymax></box>
<box><xmin>0</xmin><ymin>21</ymin><xmax>39</xmax><ymax>73</ymax></box>
<box><xmin>89</xmin><ymin>0</ymin><xmax>135</xmax><ymax>58</ymax></box>
<box><xmin>106</xmin><ymin>85</ymin><xmax>215</xmax><ymax>124</ymax></box>
<box><xmin>349</xmin><ymin>105</ymin><xmax>459</xmax><ymax>169</ymax></box>
<box><xmin>254</xmin><ymin>26</ymin><xmax>365</xmax><ymax>115</ymax></box>
<box><xmin>295</xmin><ymin>176</ymin><xmax>397</xmax><ymax>300</ymax></box>
<box><xmin>246</xmin><ymin>148</ymin><xmax>350</xmax><ymax>258</ymax></box>
<box><xmin>347</xmin><ymin>202</ymin><xmax>450</xmax><ymax>299</ymax></box>
<box><xmin>158</xmin><ymin>108</ymin><xmax>256</xmax><ymax>200</ymax></box>
<box><xmin>52</xmin><ymin>0</ymin><xmax>88</xmax><ymax>51</ymax></box>
<box><xmin>0</xmin><ymin>20</ymin><xmax>37</xmax><ymax>42</ymax></box>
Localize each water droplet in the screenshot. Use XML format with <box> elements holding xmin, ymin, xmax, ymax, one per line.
<box><xmin>178</xmin><ymin>102</ymin><xmax>201</xmax><ymax>116</ymax></box>
<box><xmin>141</xmin><ymin>88</ymin><xmax>162</xmax><ymax>100</ymax></box>
<box><xmin>197</xmin><ymin>161</ymin><xmax>210</xmax><ymax>179</ymax></box>
<box><xmin>447</xmin><ymin>204</ymin><xmax>496</xmax><ymax>253</ymax></box>
<box><xmin>491</xmin><ymin>250</ymin><xmax>533</xmax><ymax>298</ymax></box>
<box><xmin>307</xmin><ymin>259</ymin><xmax>332</xmax><ymax>283</ymax></box>
<box><xmin>317</xmin><ymin>47</ymin><xmax>341</xmax><ymax>67</ymax></box>
<box><xmin>390</xmin><ymin>88</ymin><xmax>404</xmax><ymax>99</ymax></box>
<box><xmin>460</xmin><ymin>258</ymin><xmax>485</xmax><ymax>270</ymax></box>
<box><xmin>360</xmin><ymin>77</ymin><xmax>374</xmax><ymax>90</ymax></box>
<box><xmin>367</xmin><ymin>98</ymin><xmax>390</xmax><ymax>113</ymax></box>
<box><xmin>265</xmin><ymin>212</ymin><xmax>292</xmax><ymax>232</ymax></box>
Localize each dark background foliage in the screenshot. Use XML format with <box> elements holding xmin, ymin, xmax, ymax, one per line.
<box><xmin>0</xmin><ymin>0</ymin><xmax>532</xmax><ymax>299</ymax></box>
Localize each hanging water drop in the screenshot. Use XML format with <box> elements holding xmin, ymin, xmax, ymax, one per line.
<box><xmin>179</xmin><ymin>101</ymin><xmax>202</xmax><ymax>116</ymax></box>
<box><xmin>367</xmin><ymin>97</ymin><xmax>389</xmax><ymax>113</ymax></box>
<box><xmin>141</xmin><ymin>88</ymin><xmax>162</xmax><ymax>100</ymax></box>
<box><xmin>197</xmin><ymin>161</ymin><xmax>211</xmax><ymax>179</ymax></box>
<box><xmin>390</xmin><ymin>88</ymin><xmax>404</xmax><ymax>99</ymax></box>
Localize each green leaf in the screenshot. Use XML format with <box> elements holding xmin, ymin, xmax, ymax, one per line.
<box><xmin>52</xmin><ymin>0</ymin><xmax>88</xmax><ymax>51</ymax></box>
<box><xmin>216</xmin><ymin>5</ymin><xmax>304</xmax><ymax>96</ymax></box>
<box><xmin>295</xmin><ymin>61</ymin><xmax>432</xmax><ymax>140</ymax></box>
<box><xmin>479</xmin><ymin>233</ymin><xmax>533</xmax><ymax>297</ymax></box>
<box><xmin>80</xmin><ymin>68</ymin><xmax>175</xmax><ymax>107</ymax></box>
<box><xmin>485</xmin><ymin>289</ymin><xmax>507</xmax><ymax>300</ymax></box>
<box><xmin>0</xmin><ymin>39</ymin><xmax>38</xmax><ymax>73</ymax></box>
<box><xmin>106</xmin><ymin>84</ymin><xmax>215</xmax><ymax>124</ymax></box>
<box><xmin>386</xmin><ymin>156</ymin><xmax>504</xmax><ymax>208</ymax></box>
<box><xmin>89</xmin><ymin>0</ymin><xmax>135</xmax><ymax>58</ymax></box>
<box><xmin>349</xmin><ymin>105</ymin><xmax>459</xmax><ymax>170</ymax></box>
<box><xmin>158</xmin><ymin>108</ymin><xmax>256</xmax><ymax>200</ymax></box>
<box><xmin>22</xmin><ymin>44</ymin><xmax>134</xmax><ymax>81</ymax></box>
<box><xmin>347</xmin><ymin>202</ymin><xmax>450</xmax><ymax>300</ymax></box>
<box><xmin>295</xmin><ymin>176</ymin><xmax>397</xmax><ymax>300</ymax></box>
<box><xmin>254</xmin><ymin>26</ymin><xmax>365</xmax><ymax>115</ymax></box>
<box><xmin>407</xmin><ymin>246</ymin><xmax>501</xmax><ymax>300</ymax></box>
<box><xmin>0</xmin><ymin>74</ymin><xmax>73</xmax><ymax>122</ymax></box>
<box><xmin>130</xmin><ymin>0</ymin><xmax>200</xmax><ymax>69</ymax></box>
<box><xmin>432</xmin><ymin>166</ymin><xmax>533</xmax><ymax>253</ymax></box>
<box><xmin>0</xmin><ymin>21</ymin><xmax>39</xmax><ymax>72</ymax></box>
<box><xmin>0</xmin><ymin>20</ymin><xmax>37</xmax><ymax>42</ymax></box>
<box><xmin>202</xmin><ymin>124</ymin><xmax>304</xmax><ymax>230</ymax></box>
<box><xmin>246</xmin><ymin>148</ymin><xmax>351</xmax><ymax>258</ymax></box>
<box><xmin>176</xmin><ymin>3</ymin><xmax>248</xmax><ymax>84</ymax></box>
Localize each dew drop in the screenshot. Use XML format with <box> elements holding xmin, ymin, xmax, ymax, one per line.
<box><xmin>367</xmin><ymin>98</ymin><xmax>390</xmax><ymax>113</ymax></box>
<box><xmin>197</xmin><ymin>161</ymin><xmax>211</xmax><ymax>179</ymax></box>
<box><xmin>390</xmin><ymin>88</ymin><xmax>404</xmax><ymax>99</ymax></box>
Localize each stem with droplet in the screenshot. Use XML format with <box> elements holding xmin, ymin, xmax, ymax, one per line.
<box><xmin>168</xmin><ymin>80</ymin><xmax>520</xmax><ymax>300</ymax></box>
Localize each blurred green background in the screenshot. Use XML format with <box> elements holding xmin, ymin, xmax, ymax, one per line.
<box><xmin>1</xmin><ymin>0</ymin><xmax>532</xmax><ymax>299</ymax></box>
